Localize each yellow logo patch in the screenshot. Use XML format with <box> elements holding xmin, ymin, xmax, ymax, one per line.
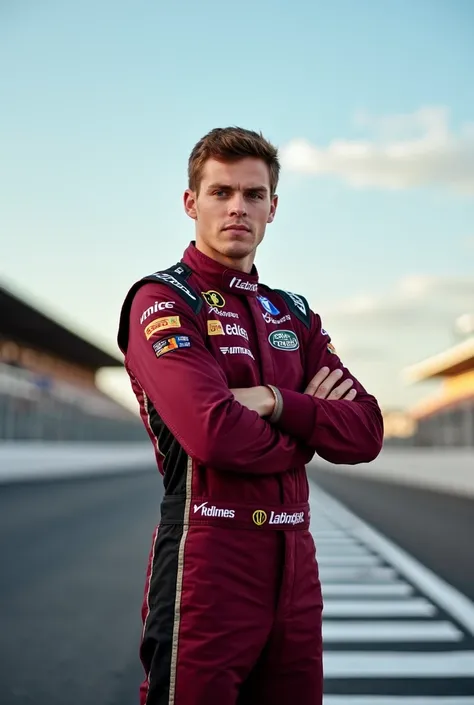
<box><xmin>252</xmin><ymin>510</ymin><xmax>267</xmax><ymax>526</ymax></box>
<box><xmin>144</xmin><ymin>316</ymin><xmax>181</xmax><ymax>340</ymax></box>
<box><xmin>207</xmin><ymin>320</ymin><xmax>224</xmax><ymax>336</ymax></box>
<box><xmin>202</xmin><ymin>290</ymin><xmax>225</xmax><ymax>308</ymax></box>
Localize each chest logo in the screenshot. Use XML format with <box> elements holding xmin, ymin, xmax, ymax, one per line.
<box><xmin>268</xmin><ymin>329</ymin><xmax>299</xmax><ymax>351</ymax></box>
<box><xmin>202</xmin><ymin>290</ymin><xmax>225</xmax><ymax>308</ymax></box>
<box><xmin>252</xmin><ymin>510</ymin><xmax>267</xmax><ymax>526</ymax></box>
<box><xmin>257</xmin><ymin>295</ymin><xmax>280</xmax><ymax>316</ymax></box>
<box><xmin>207</xmin><ymin>320</ymin><xmax>225</xmax><ymax>336</ymax></box>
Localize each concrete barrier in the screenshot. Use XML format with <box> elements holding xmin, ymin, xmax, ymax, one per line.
<box><xmin>312</xmin><ymin>448</ymin><xmax>474</xmax><ymax>498</ymax></box>
<box><xmin>0</xmin><ymin>441</ymin><xmax>156</xmax><ymax>484</ymax></box>
<box><xmin>1</xmin><ymin>442</ymin><xmax>473</xmax><ymax>497</ymax></box>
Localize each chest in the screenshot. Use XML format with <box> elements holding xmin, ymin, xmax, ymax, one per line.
<box><xmin>202</xmin><ymin>292</ymin><xmax>306</xmax><ymax>391</ymax></box>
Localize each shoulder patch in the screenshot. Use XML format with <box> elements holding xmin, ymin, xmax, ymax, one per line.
<box><xmin>274</xmin><ymin>289</ymin><xmax>311</xmax><ymax>329</ymax></box>
<box><xmin>148</xmin><ymin>262</ymin><xmax>202</xmax><ymax>314</ymax></box>
<box><xmin>117</xmin><ymin>261</ymin><xmax>201</xmax><ymax>354</ymax></box>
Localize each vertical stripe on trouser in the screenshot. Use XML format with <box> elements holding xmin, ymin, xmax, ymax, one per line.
<box><xmin>168</xmin><ymin>456</ymin><xmax>193</xmax><ymax>705</ymax></box>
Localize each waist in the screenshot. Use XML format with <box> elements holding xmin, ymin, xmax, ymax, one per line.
<box><xmin>160</xmin><ymin>495</ymin><xmax>310</xmax><ymax>531</ymax></box>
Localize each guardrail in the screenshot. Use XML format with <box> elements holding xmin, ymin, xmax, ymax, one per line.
<box><xmin>0</xmin><ymin>441</ymin><xmax>155</xmax><ymax>483</ymax></box>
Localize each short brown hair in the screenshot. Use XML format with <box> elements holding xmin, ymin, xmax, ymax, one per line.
<box><xmin>188</xmin><ymin>126</ymin><xmax>280</xmax><ymax>197</ymax></box>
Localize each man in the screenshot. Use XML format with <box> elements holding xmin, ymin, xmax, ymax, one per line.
<box><xmin>117</xmin><ymin>126</ymin><xmax>384</xmax><ymax>705</ymax></box>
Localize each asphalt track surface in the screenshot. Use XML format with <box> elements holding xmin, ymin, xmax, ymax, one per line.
<box><xmin>0</xmin><ymin>463</ymin><xmax>473</xmax><ymax>704</ymax></box>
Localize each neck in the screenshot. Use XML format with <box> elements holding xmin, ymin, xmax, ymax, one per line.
<box><xmin>195</xmin><ymin>239</ymin><xmax>255</xmax><ymax>273</ymax></box>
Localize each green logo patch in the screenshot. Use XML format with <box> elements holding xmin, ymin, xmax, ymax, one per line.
<box><xmin>268</xmin><ymin>329</ymin><xmax>299</xmax><ymax>351</ymax></box>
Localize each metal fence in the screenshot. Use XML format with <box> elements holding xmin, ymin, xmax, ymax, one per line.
<box><xmin>0</xmin><ymin>362</ymin><xmax>146</xmax><ymax>442</ymax></box>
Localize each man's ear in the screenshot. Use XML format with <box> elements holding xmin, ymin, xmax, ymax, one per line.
<box><xmin>267</xmin><ymin>194</ymin><xmax>278</xmax><ymax>224</ymax></box>
<box><xmin>183</xmin><ymin>189</ymin><xmax>197</xmax><ymax>220</ymax></box>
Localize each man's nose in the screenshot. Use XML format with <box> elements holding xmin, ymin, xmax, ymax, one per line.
<box><xmin>228</xmin><ymin>192</ymin><xmax>247</xmax><ymax>216</ymax></box>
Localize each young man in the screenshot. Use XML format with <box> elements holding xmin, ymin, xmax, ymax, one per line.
<box><xmin>117</xmin><ymin>126</ymin><xmax>384</xmax><ymax>705</ymax></box>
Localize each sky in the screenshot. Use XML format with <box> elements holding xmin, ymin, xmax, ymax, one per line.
<box><xmin>1</xmin><ymin>0</ymin><xmax>473</xmax><ymax>413</ymax></box>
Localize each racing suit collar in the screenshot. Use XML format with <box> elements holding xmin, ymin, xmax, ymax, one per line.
<box><xmin>182</xmin><ymin>241</ymin><xmax>259</xmax><ymax>297</ymax></box>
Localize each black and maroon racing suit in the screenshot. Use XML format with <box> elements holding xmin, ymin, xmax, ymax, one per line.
<box><xmin>117</xmin><ymin>241</ymin><xmax>384</xmax><ymax>705</ymax></box>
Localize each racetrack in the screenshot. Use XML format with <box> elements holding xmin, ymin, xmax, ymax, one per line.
<box><xmin>0</xmin><ymin>463</ymin><xmax>473</xmax><ymax>704</ymax></box>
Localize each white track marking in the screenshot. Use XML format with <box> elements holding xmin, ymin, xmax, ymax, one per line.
<box><xmin>317</xmin><ymin>554</ymin><xmax>382</xmax><ymax>566</ymax></box>
<box><xmin>322</xmin><ymin>582</ymin><xmax>414</xmax><ymax>597</ymax></box>
<box><xmin>308</xmin><ymin>480</ymin><xmax>474</xmax><ymax>698</ymax></box>
<box><xmin>320</xmin><ymin>566</ymin><xmax>398</xmax><ymax>582</ymax></box>
<box><xmin>323</xmin><ymin>698</ymin><xmax>474</xmax><ymax>704</ymax></box>
<box><xmin>323</xmin><ymin>651</ymin><xmax>474</xmax><ymax>677</ymax></box>
<box><xmin>323</xmin><ymin>620</ymin><xmax>463</xmax><ymax>642</ymax></box>
<box><xmin>323</xmin><ymin>598</ymin><xmax>436</xmax><ymax>617</ymax></box>
<box><xmin>310</xmin><ymin>482</ymin><xmax>474</xmax><ymax>635</ymax></box>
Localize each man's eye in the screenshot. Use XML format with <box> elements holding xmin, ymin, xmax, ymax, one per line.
<box><xmin>248</xmin><ymin>192</ymin><xmax>263</xmax><ymax>200</ymax></box>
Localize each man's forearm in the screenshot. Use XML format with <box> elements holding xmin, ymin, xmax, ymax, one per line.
<box><xmin>273</xmin><ymin>388</ymin><xmax>383</xmax><ymax>465</ymax></box>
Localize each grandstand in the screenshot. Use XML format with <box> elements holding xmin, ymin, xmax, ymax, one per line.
<box><xmin>0</xmin><ymin>282</ymin><xmax>145</xmax><ymax>442</ymax></box>
<box><xmin>403</xmin><ymin>326</ymin><xmax>474</xmax><ymax>448</ymax></box>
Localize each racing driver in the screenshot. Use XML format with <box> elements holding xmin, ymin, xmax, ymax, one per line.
<box><xmin>117</xmin><ymin>126</ymin><xmax>384</xmax><ymax>705</ymax></box>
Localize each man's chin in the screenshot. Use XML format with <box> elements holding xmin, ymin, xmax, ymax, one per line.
<box><xmin>219</xmin><ymin>233</ymin><xmax>257</xmax><ymax>255</ymax></box>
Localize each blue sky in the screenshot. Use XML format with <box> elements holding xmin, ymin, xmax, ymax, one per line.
<box><xmin>1</xmin><ymin>0</ymin><xmax>473</xmax><ymax>411</ymax></box>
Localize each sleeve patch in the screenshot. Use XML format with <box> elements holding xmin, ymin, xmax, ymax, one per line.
<box><xmin>153</xmin><ymin>335</ymin><xmax>191</xmax><ymax>358</ymax></box>
<box><xmin>327</xmin><ymin>342</ymin><xmax>337</xmax><ymax>354</ymax></box>
<box><xmin>144</xmin><ymin>315</ymin><xmax>181</xmax><ymax>340</ymax></box>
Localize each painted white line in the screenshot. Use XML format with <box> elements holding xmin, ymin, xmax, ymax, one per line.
<box><xmin>322</xmin><ymin>582</ymin><xmax>414</xmax><ymax>597</ymax></box>
<box><xmin>319</xmin><ymin>566</ymin><xmax>398</xmax><ymax>582</ymax></box>
<box><xmin>312</xmin><ymin>531</ymin><xmax>348</xmax><ymax>538</ymax></box>
<box><xmin>316</xmin><ymin>539</ymin><xmax>367</xmax><ymax>549</ymax></box>
<box><xmin>323</xmin><ymin>598</ymin><xmax>436</xmax><ymax>617</ymax></box>
<box><xmin>315</xmin><ymin>541</ymin><xmax>370</xmax><ymax>554</ymax></box>
<box><xmin>310</xmin><ymin>482</ymin><xmax>474</xmax><ymax>635</ymax></box>
<box><xmin>323</xmin><ymin>650</ymin><xmax>474</xmax><ymax>677</ymax></box>
<box><xmin>323</xmin><ymin>697</ymin><xmax>474</xmax><ymax>704</ymax></box>
<box><xmin>317</xmin><ymin>554</ymin><xmax>382</xmax><ymax>566</ymax></box>
<box><xmin>322</xmin><ymin>620</ymin><xmax>462</xmax><ymax>642</ymax></box>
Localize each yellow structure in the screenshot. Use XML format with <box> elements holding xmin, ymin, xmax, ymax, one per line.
<box><xmin>403</xmin><ymin>336</ymin><xmax>474</xmax><ymax>447</ymax></box>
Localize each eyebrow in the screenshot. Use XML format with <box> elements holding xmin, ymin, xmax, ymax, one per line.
<box><xmin>206</xmin><ymin>183</ymin><xmax>269</xmax><ymax>193</ymax></box>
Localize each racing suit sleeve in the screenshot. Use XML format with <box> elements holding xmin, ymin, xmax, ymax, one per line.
<box><xmin>274</xmin><ymin>312</ymin><xmax>384</xmax><ymax>464</ymax></box>
<box><xmin>125</xmin><ymin>283</ymin><xmax>314</xmax><ymax>474</ymax></box>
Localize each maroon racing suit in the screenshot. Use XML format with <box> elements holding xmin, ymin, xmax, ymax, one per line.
<box><xmin>117</xmin><ymin>241</ymin><xmax>384</xmax><ymax>705</ymax></box>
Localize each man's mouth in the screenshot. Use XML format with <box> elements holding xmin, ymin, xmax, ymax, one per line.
<box><xmin>223</xmin><ymin>224</ymin><xmax>251</xmax><ymax>232</ymax></box>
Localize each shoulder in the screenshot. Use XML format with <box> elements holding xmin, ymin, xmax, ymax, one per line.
<box><xmin>117</xmin><ymin>261</ymin><xmax>203</xmax><ymax>354</ymax></box>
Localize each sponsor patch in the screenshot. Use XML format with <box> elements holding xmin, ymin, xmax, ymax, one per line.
<box><xmin>140</xmin><ymin>301</ymin><xmax>175</xmax><ymax>324</ymax></box>
<box><xmin>225</xmin><ymin>322</ymin><xmax>249</xmax><ymax>340</ymax></box>
<box><xmin>285</xmin><ymin>291</ymin><xmax>307</xmax><ymax>316</ymax></box>
<box><xmin>229</xmin><ymin>277</ymin><xmax>258</xmax><ymax>293</ymax></box>
<box><xmin>209</xmin><ymin>306</ymin><xmax>239</xmax><ymax>319</ymax></box>
<box><xmin>193</xmin><ymin>501</ymin><xmax>235</xmax><ymax>519</ymax></box>
<box><xmin>207</xmin><ymin>320</ymin><xmax>225</xmax><ymax>336</ymax></box>
<box><xmin>220</xmin><ymin>346</ymin><xmax>255</xmax><ymax>360</ymax></box>
<box><xmin>144</xmin><ymin>315</ymin><xmax>181</xmax><ymax>340</ymax></box>
<box><xmin>152</xmin><ymin>272</ymin><xmax>198</xmax><ymax>302</ymax></box>
<box><xmin>257</xmin><ymin>295</ymin><xmax>280</xmax><ymax>316</ymax></box>
<box><xmin>252</xmin><ymin>510</ymin><xmax>267</xmax><ymax>526</ymax></box>
<box><xmin>202</xmin><ymin>290</ymin><xmax>225</xmax><ymax>308</ymax></box>
<box><xmin>262</xmin><ymin>313</ymin><xmax>291</xmax><ymax>325</ymax></box>
<box><xmin>268</xmin><ymin>329</ymin><xmax>299</xmax><ymax>351</ymax></box>
<box><xmin>153</xmin><ymin>335</ymin><xmax>191</xmax><ymax>358</ymax></box>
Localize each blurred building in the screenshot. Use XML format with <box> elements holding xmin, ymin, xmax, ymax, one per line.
<box><xmin>403</xmin><ymin>326</ymin><xmax>474</xmax><ymax>448</ymax></box>
<box><xmin>0</xmin><ymin>282</ymin><xmax>145</xmax><ymax>442</ymax></box>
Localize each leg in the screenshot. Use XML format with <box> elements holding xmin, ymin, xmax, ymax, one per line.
<box><xmin>240</xmin><ymin>530</ymin><xmax>323</xmax><ymax>705</ymax></box>
<box><xmin>140</xmin><ymin>524</ymin><xmax>281</xmax><ymax>705</ymax></box>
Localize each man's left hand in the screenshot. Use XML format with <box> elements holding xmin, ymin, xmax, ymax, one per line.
<box><xmin>230</xmin><ymin>386</ymin><xmax>275</xmax><ymax>417</ymax></box>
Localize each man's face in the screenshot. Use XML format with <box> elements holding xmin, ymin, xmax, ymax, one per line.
<box><xmin>183</xmin><ymin>157</ymin><xmax>278</xmax><ymax>266</ymax></box>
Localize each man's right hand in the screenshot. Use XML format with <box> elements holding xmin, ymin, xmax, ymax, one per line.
<box><xmin>304</xmin><ymin>366</ymin><xmax>357</xmax><ymax>401</ymax></box>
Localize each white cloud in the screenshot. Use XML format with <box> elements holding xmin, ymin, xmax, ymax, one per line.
<box><xmin>312</xmin><ymin>275</ymin><xmax>474</xmax><ymax>409</ymax></box>
<box><xmin>280</xmin><ymin>107</ymin><xmax>474</xmax><ymax>195</ymax></box>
